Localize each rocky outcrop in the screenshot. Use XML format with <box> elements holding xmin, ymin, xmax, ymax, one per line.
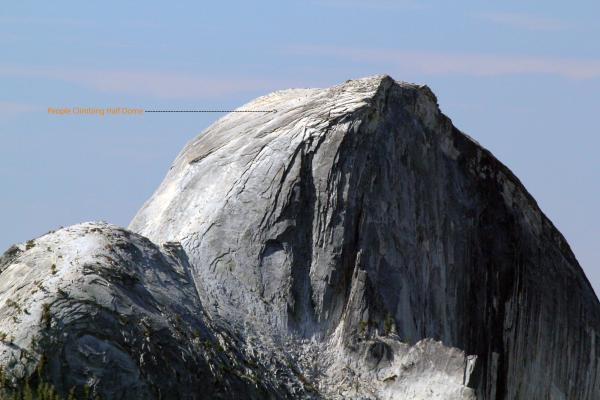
<box><xmin>1</xmin><ymin>75</ymin><xmax>598</xmax><ymax>399</ymax></box>
<box><xmin>0</xmin><ymin>222</ymin><xmax>291</xmax><ymax>399</ymax></box>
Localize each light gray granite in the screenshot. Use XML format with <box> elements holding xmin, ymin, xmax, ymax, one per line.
<box><xmin>1</xmin><ymin>75</ymin><xmax>598</xmax><ymax>399</ymax></box>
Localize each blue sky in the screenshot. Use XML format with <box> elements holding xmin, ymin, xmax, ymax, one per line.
<box><xmin>1</xmin><ymin>1</ymin><xmax>598</xmax><ymax>292</ymax></box>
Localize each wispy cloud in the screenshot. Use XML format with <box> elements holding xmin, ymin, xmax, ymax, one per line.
<box><xmin>0</xmin><ymin>16</ymin><xmax>161</xmax><ymax>29</ymax></box>
<box><xmin>477</xmin><ymin>12</ymin><xmax>567</xmax><ymax>32</ymax></box>
<box><xmin>0</xmin><ymin>66</ymin><xmax>288</xmax><ymax>99</ymax></box>
<box><xmin>311</xmin><ymin>0</ymin><xmax>427</xmax><ymax>10</ymax></box>
<box><xmin>288</xmin><ymin>45</ymin><xmax>600</xmax><ymax>80</ymax></box>
<box><xmin>0</xmin><ymin>101</ymin><xmax>39</xmax><ymax>117</ymax></box>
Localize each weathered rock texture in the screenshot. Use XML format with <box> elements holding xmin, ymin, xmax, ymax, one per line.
<box><xmin>0</xmin><ymin>223</ymin><xmax>289</xmax><ymax>399</ymax></box>
<box><xmin>1</xmin><ymin>75</ymin><xmax>598</xmax><ymax>399</ymax></box>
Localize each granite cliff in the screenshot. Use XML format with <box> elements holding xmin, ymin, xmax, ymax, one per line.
<box><xmin>1</xmin><ymin>75</ymin><xmax>598</xmax><ymax>399</ymax></box>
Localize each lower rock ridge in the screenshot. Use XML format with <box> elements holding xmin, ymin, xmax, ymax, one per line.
<box><xmin>1</xmin><ymin>75</ymin><xmax>599</xmax><ymax>399</ymax></box>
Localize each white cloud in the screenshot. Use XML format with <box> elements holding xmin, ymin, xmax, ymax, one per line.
<box><xmin>0</xmin><ymin>16</ymin><xmax>98</xmax><ymax>28</ymax></box>
<box><xmin>0</xmin><ymin>16</ymin><xmax>161</xmax><ymax>29</ymax></box>
<box><xmin>288</xmin><ymin>45</ymin><xmax>600</xmax><ymax>80</ymax></box>
<box><xmin>310</xmin><ymin>0</ymin><xmax>427</xmax><ymax>10</ymax></box>
<box><xmin>477</xmin><ymin>12</ymin><xmax>567</xmax><ymax>31</ymax></box>
<box><xmin>0</xmin><ymin>101</ymin><xmax>38</xmax><ymax>117</ymax></box>
<box><xmin>0</xmin><ymin>66</ymin><xmax>287</xmax><ymax>99</ymax></box>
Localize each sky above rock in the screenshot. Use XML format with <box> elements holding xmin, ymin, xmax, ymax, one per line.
<box><xmin>1</xmin><ymin>1</ymin><xmax>598</xmax><ymax>293</ymax></box>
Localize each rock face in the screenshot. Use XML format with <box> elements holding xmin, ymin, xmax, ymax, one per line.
<box><xmin>0</xmin><ymin>223</ymin><xmax>285</xmax><ymax>399</ymax></box>
<box><xmin>1</xmin><ymin>75</ymin><xmax>599</xmax><ymax>399</ymax></box>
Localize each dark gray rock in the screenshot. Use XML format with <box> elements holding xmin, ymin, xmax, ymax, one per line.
<box><xmin>1</xmin><ymin>75</ymin><xmax>598</xmax><ymax>399</ymax></box>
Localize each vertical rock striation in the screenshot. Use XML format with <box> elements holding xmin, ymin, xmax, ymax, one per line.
<box><xmin>1</xmin><ymin>75</ymin><xmax>598</xmax><ymax>399</ymax></box>
<box><xmin>130</xmin><ymin>75</ymin><xmax>600</xmax><ymax>399</ymax></box>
